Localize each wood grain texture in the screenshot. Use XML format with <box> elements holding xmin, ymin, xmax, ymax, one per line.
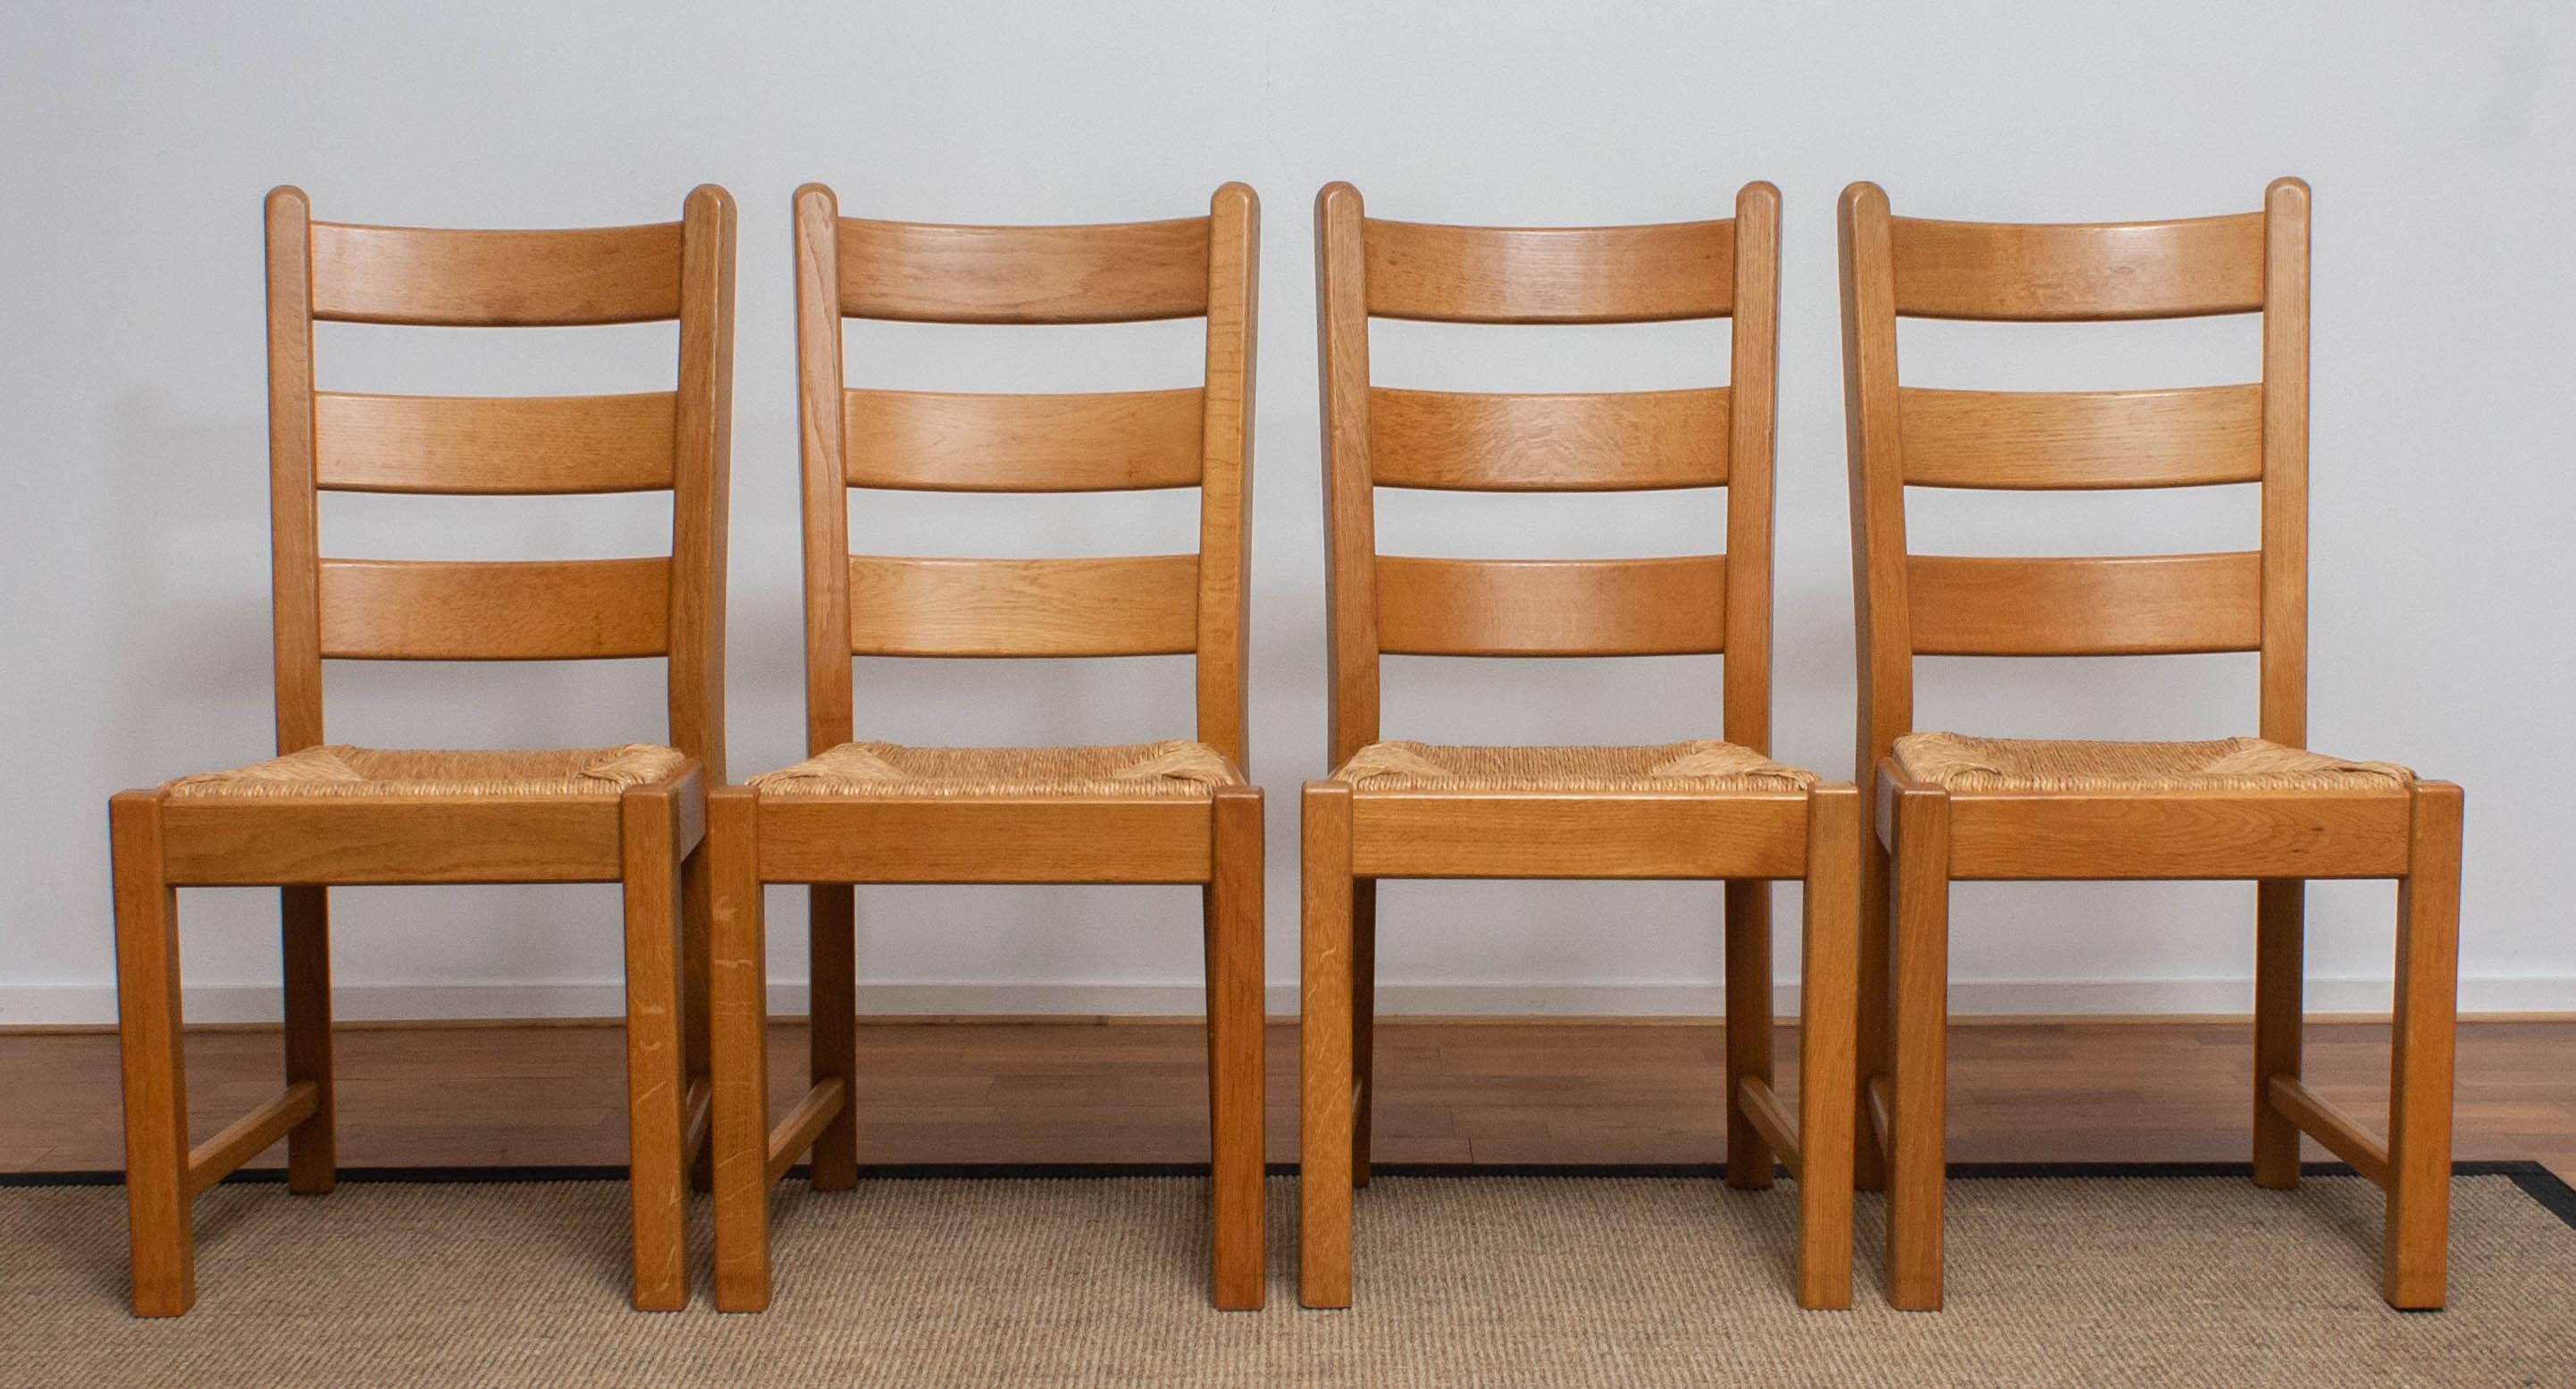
<box><xmin>706</xmin><ymin>789</ymin><xmax>775</xmax><ymax>1312</ymax></box>
<box><xmin>1367</xmin><ymin>387</ymin><xmax>1727</xmax><ymax>491</ymax></box>
<box><xmin>793</xmin><ymin>186</ymin><xmax>858</xmax><ymax>755</ymax></box>
<box><xmin>1904</xmin><ymin>551</ymin><xmax>2262</xmax><ymax>656</ymax></box>
<box><xmin>315</xmin><ymin>557</ymin><xmax>673</xmax><ymax>661</ymax></box>
<box><xmin>1887</xmin><ymin>212</ymin><xmax>2265</xmax><ymax>321</ymax></box>
<box><xmin>1205</xmin><ymin>787</ymin><xmax>1265</xmax><ymax>1309</ymax></box>
<box><xmin>843</xmin><ymin>388</ymin><xmax>1204</xmax><ymax>492</ymax></box>
<box><xmin>619</xmin><ymin>784</ymin><xmax>688</xmax><ymax>1310</ymax></box>
<box><xmin>2385</xmin><ymin>780</ymin><xmax>2463</xmax><ymax>1307</ymax></box>
<box><xmin>1795</xmin><ymin>784</ymin><xmax>1861</xmax><ymax>1309</ymax></box>
<box><xmin>266</xmin><ymin>188</ymin><xmax>324</xmax><ymax>754</ymax></box>
<box><xmin>1897</xmin><ymin>385</ymin><xmax>2263</xmax><ymax>490</ymax></box>
<box><xmin>1195</xmin><ymin>183</ymin><xmax>1260</xmax><ymax>770</ymax></box>
<box><xmin>1943</xmin><ymin>789</ymin><xmax>2412</xmax><ymax>880</ymax></box>
<box><xmin>1363</xmin><ymin>217</ymin><xmax>1733</xmax><ymax>323</ymax></box>
<box><xmin>1314</xmin><ymin>183</ymin><xmax>1381</xmax><ymax>768</ymax></box>
<box><xmin>110</xmin><ymin>793</ymin><xmax>193</xmax><ymax>1316</ymax></box>
<box><xmin>1885</xmin><ymin>783</ymin><xmax>1951</xmax><ymax>1310</ymax></box>
<box><xmin>836</xmin><ymin>215</ymin><xmax>1210</xmax><ymax>324</ymax></box>
<box><xmin>156</xmin><ymin>798</ymin><xmax>625</xmax><ymax>886</ymax></box>
<box><xmin>845</xmin><ymin>554</ymin><xmax>1200</xmax><ymax>658</ymax></box>
<box><xmin>308</xmin><ymin>219</ymin><xmax>684</xmax><ymax>326</ymax></box>
<box><xmin>1722</xmin><ymin>182</ymin><xmax>1782</xmax><ymax>754</ymax></box>
<box><xmin>2258</xmin><ymin>178</ymin><xmax>2312</xmax><ymax>748</ymax></box>
<box><xmin>2266</xmin><ymin>1075</ymin><xmax>2390</xmax><ymax>1187</ymax></box>
<box><xmin>2252</xmin><ymin>878</ymin><xmax>2306</xmax><ymax>1188</ymax></box>
<box><xmin>1298</xmin><ymin>781</ymin><xmax>1355</xmax><ymax>1309</ymax></box>
<box><xmin>1347</xmin><ymin>793</ymin><xmax>1808</xmax><ymax>880</ymax></box>
<box><xmin>1373</xmin><ymin>555</ymin><xmax>1726</xmax><ymax>656</ymax></box>
<box><xmin>312</xmin><ymin>391</ymin><xmax>677</xmax><ymax>494</ymax></box>
<box><xmin>751</xmin><ymin>798</ymin><xmax>1215</xmax><ymax>886</ymax></box>
<box><xmin>182</xmin><ymin>1082</ymin><xmax>316</xmax><ymax>1200</ymax></box>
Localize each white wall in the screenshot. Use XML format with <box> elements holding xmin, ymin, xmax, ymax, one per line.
<box><xmin>5</xmin><ymin>0</ymin><xmax>2571</xmax><ymax>1024</ymax></box>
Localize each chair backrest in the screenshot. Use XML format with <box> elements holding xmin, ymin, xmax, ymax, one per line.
<box><xmin>1839</xmin><ymin>179</ymin><xmax>2312</xmax><ymax>778</ymax></box>
<box><xmin>792</xmin><ymin>183</ymin><xmax>1260</xmax><ymax>766</ymax></box>
<box><xmin>1314</xmin><ymin>181</ymin><xmax>1782</xmax><ymax>769</ymax></box>
<box><xmin>264</xmin><ymin>186</ymin><xmax>736</xmax><ymax>778</ymax></box>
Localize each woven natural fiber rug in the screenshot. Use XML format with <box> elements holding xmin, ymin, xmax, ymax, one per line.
<box><xmin>4</xmin><ymin>1165</ymin><xmax>2572</xmax><ymax>1387</ymax></box>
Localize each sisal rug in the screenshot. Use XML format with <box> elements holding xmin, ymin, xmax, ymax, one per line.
<box><xmin>2</xmin><ymin>1166</ymin><xmax>2572</xmax><ymax>1387</ymax></box>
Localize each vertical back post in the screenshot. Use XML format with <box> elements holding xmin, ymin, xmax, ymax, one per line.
<box><xmin>1722</xmin><ymin>181</ymin><xmax>1781</xmax><ymax>751</ymax></box>
<box><xmin>265</xmin><ymin>187</ymin><xmax>324</xmax><ymax>753</ymax></box>
<box><xmin>1196</xmin><ymin>183</ymin><xmax>1260</xmax><ymax>768</ymax></box>
<box><xmin>1838</xmin><ymin>183</ymin><xmax>1913</xmax><ymax>778</ymax></box>
<box><xmin>670</xmin><ymin>185</ymin><xmax>738</xmax><ymax>779</ymax></box>
<box><xmin>793</xmin><ymin>185</ymin><xmax>856</xmax><ymax>754</ymax></box>
<box><xmin>2258</xmin><ymin>177</ymin><xmax>2312</xmax><ymax>747</ymax></box>
<box><xmin>1315</xmin><ymin>183</ymin><xmax>1380</xmax><ymax>769</ymax></box>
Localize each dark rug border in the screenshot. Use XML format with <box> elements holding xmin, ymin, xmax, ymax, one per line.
<box><xmin>5</xmin><ymin>1159</ymin><xmax>2570</xmax><ymax>1230</ymax></box>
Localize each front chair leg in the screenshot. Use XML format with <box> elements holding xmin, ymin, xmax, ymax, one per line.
<box><xmin>709</xmin><ymin>788</ymin><xmax>776</xmax><ymax>1312</ymax></box>
<box><xmin>1796</xmin><ymin>786</ymin><xmax>1862</xmax><ymax>1309</ymax></box>
<box><xmin>112</xmin><ymin>792</ymin><xmax>195</xmax><ymax>1317</ymax></box>
<box><xmin>621</xmin><ymin>786</ymin><xmax>690</xmax><ymax>1312</ymax></box>
<box><xmin>2384</xmin><ymin>781</ymin><xmax>2463</xmax><ymax>1309</ymax></box>
<box><xmin>1204</xmin><ymin>785</ymin><xmax>1266</xmax><ymax>1309</ymax></box>
<box><xmin>1299</xmin><ymin>780</ymin><xmax>1356</xmax><ymax>1309</ymax></box>
<box><xmin>1885</xmin><ymin>783</ymin><xmax>1951</xmax><ymax>1311</ymax></box>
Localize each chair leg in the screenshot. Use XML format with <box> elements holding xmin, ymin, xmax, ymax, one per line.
<box><xmin>709</xmin><ymin>788</ymin><xmax>776</xmax><ymax>1313</ymax></box>
<box><xmin>1204</xmin><ymin>786</ymin><xmax>1265</xmax><ymax>1310</ymax></box>
<box><xmin>1350</xmin><ymin>878</ymin><xmax>1376</xmax><ymax>1188</ymax></box>
<box><xmin>112</xmin><ymin>792</ymin><xmax>194</xmax><ymax>1317</ymax></box>
<box><xmin>281</xmin><ymin>885</ymin><xmax>336</xmax><ymax>1195</ymax></box>
<box><xmin>2384</xmin><ymin>781</ymin><xmax>2463</xmax><ymax>1309</ymax></box>
<box><xmin>1885</xmin><ymin>784</ymin><xmax>1950</xmax><ymax>1311</ymax></box>
<box><xmin>807</xmin><ymin>884</ymin><xmax>859</xmax><ymax>1192</ymax></box>
<box><xmin>1796</xmin><ymin>786</ymin><xmax>1861</xmax><ymax>1310</ymax></box>
<box><xmin>683</xmin><ymin>846</ymin><xmax>715</xmax><ymax>1193</ymax></box>
<box><xmin>1724</xmin><ymin>879</ymin><xmax>1775</xmax><ymax>1190</ymax></box>
<box><xmin>1299</xmin><ymin>780</ymin><xmax>1355</xmax><ymax>1309</ymax></box>
<box><xmin>2253</xmin><ymin>879</ymin><xmax>2305</xmax><ymax>1190</ymax></box>
<box><xmin>1855</xmin><ymin>818</ymin><xmax>1892</xmax><ymax>1193</ymax></box>
<box><xmin>621</xmin><ymin>787</ymin><xmax>689</xmax><ymax>1312</ymax></box>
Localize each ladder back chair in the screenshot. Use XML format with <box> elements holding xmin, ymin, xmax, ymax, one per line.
<box><xmin>1302</xmin><ymin>181</ymin><xmax>1861</xmax><ymax>1310</ymax></box>
<box><xmin>1838</xmin><ymin>178</ymin><xmax>2463</xmax><ymax>1310</ymax></box>
<box><xmin>110</xmin><ymin>185</ymin><xmax>737</xmax><ymax>1315</ymax></box>
<box><xmin>708</xmin><ymin>182</ymin><xmax>1263</xmax><ymax>1312</ymax></box>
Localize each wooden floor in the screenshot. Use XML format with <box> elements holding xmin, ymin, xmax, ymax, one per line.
<box><xmin>5</xmin><ymin>1017</ymin><xmax>2572</xmax><ymax>1183</ymax></box>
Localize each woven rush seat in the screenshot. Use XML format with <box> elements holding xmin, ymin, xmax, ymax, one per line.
<box><xmin>1892</xmin><ymin>734</ymin><xmax>2412</xmax><ymax>795</ymax></box>
<box><xmin>1330</xmin><ymin>740</ymin><xmax>1820</xmax><ymax>794</ymax></box>
<box><xmin>163</xmin><ymin>744</ymin><xmax>687</xmax><ymax>800</ymax></box>
<box><xmin>749</xmin><ymin>740</ymin><xmax>1241</xmax><ymax>799</ymax></box>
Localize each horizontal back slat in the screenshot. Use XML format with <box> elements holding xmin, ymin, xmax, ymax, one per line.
<box><xmin>837</xmin><ymin>217</ymin><xmax>1211</xmax><ymax>324</ymax></box>
<box><xmin>1369</xmin><ymin>388</ymin><xmax>1728</xmax><ymax>491</ymax></box>
<box><xmin>1376</xmin><ymin>555</ymin><xmax>1728</xmax><ymax>656</ymax></box>
<box><xmin>1364</xmin><ymin>219</ymin><xmax>1733</xmax><ymax>324</ymax></box>
<box><xmin>1907</xmin><ymin>551</ymin><xmax>2261</xmax><ymax>655</ymax></box>
<box><xmin>847</xmin><ymin>554</ymin><xmax>1200</xmax><ymax>656</ymax></box>
<box><xmin>316</xmin><ymin>557</ymin><xmax>673</xmax><ymax>660</ymax></box>
<box><xmin>308</xmin><ymin>222</ymin><xmax>684</xmax><ymax>326</ymax></box>
<box><xmin>1888</xmin><ymin>213</ymin><xmax>2265</xmax><ymax>321</ymax></box>
<box><xmin>313</xmin><ymin>391</ymin><xmax>677</xmax><ymax>494</ymax></box>
<box><xmin>1898</xmin><ymin>384</ymin><xmax>2263</xmax><ymax>490</ymax></box>
<box><xmin>843</xmin><ymin>389</ymin><xmax>1204</xmax><ymax>492</ymax></box>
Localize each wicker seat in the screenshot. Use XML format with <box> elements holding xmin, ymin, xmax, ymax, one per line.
<box><xmin>748</xmin><ymin>740</ymin><xmax>1240</xmax><ymax>799</ymax></box>
<box><xmin>1892</xmin><ymin>735</ymin><xmax>2411</xmax><ymax>795</ymax></box>
<box><xmin>1333</xmin><ymin>740</ymin><xmax>1819</xmax><ymax>794</ymax></box>
<box><xmin>163</xmin><ymin>745</ymin><xmax>688</xmax><ymax>800</ymax></box>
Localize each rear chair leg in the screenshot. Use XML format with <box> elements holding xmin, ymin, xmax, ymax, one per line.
<box><xmin>281</xmin><ymin>884</ymin><xmax>336</xmax><ymax>1194</ymax></box>
<box><xmin>112</xmin><ymin>791</ymin><xmax>195</xmax><ymax>1317</ymax></box>
<box><xmin>2384</xmin><ymin>782</ymin><xmax>2462</xmax><ymax>1309</ymax></box>
<box><xmin>1299</xmin><ymin>781</ymin><xmax>1356</xmax><ymax>1309</ymax></box>
<box><xmin>1855</xmin><ymin>821</ymin><xmax>1892</xmax><ymax>1193</ymax></box>
<box><xmin>1724</xmin><ymin>880</ymin><xmax>1775</xmax><ymax>1189</ymax></box>
<box><xmin>1885</xmin><ymin>785</ymin><xmax>1950</xmax><ymax>1311</ymax></box>
<box><xmin>2253</xmin><ymin>880</ymin><xmax>2305</xmax><ymax>1189</ymax></box>
<box><xmin>709</xmin><ymin>789</ymin><xmax>776</xmax><ymax>1312</ymax></box>
<box><xmin>807</xmin><ymin>884</ymin><xmax>859</xmax><ymax>1192</ymax></box>
<box><xmin>1204</xmin><ymin>786</ymin><xmax>1265</xmax><ymax>1309</ymax></box>
<box><xmin>1351</xmin><ymin>879</ymin><xmax>1377</xmax><ymax>1188</ymax></box>
<box><xmin>683</xmin><ymin>849</ymin><xmax>715</xmax><ymax>1193</ymax></box>
<box><xmin>1796</xmin><ymin>787</ymin><xmax>1861</xmax><ymax>1310</ymax></box>
<box><xmin>621</xmin><ymin>787</ymin><xmax>689</xmax><ymax>1312</ymax></box>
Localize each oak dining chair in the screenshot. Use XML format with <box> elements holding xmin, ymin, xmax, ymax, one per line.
<box><xmin>707</xmin><ymin>182</ymin><xmax>1263</xmax><ymax>1312</ymax></box>
<box><xmin>109</xmin><ymin>185</ymin><xmax>737</xmax><ymax>1315</ymax></box>
<box><xmin>1838</xmin><ymin>178</ymin><xmax>2463</xmax><ymax>1310</ymax></box>
<box><xmin>1300</xmin><ymin>181</ymin><xmax>1861</xmax><ymax>1311</ymax></box>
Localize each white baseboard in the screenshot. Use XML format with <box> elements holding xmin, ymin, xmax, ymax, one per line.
<box><xmin>1</xmin><ymin>976</ymin><xmax>2567</xmax><ymax>1027</ymax></box>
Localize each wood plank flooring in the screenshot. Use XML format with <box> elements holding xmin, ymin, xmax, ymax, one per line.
<box><xmin>4</xmin><ymin>1019</ymin><xmax>2572</xmax><ymax>1183</ymax></box>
